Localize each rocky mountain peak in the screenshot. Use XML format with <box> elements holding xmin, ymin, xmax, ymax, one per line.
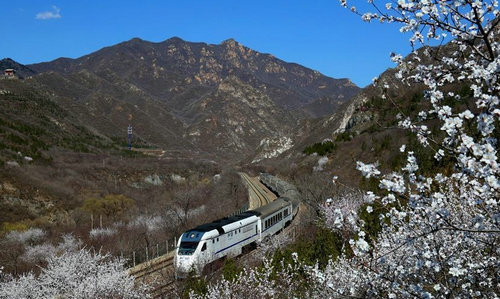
<box><xmin>221</xmin><ymin>38</ymin><xmax>239</xmax><ymax>47</ymax></box>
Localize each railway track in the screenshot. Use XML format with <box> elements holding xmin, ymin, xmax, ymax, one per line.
<box><xmin>129</xmin><ymin>253</ymin><xmax>174</xmax><ymax>280</ymax></box>
<box><xmin>129</xmin><ymin>252</ymin><xmax>176</xmax><ymax>298</ymax></box>
<box><xmin>151</xmin><ymin>280</ymin><xmax>177</xmax><ymax>298</ymax></box>
<box><xmin>239</xmin><ymin>172</ymin><xmax>277</xmax><ymax>209</ymax></box>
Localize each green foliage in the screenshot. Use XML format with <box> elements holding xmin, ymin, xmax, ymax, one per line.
<box><xmin>303</xmin><ymin>141</ymin><xmax>337</xmax><ymax>156</ymax></box>
<box><xmin>360</xmin><ymin>176</ymin><xmax>381</xmax><ymax>192</ymax></box>
<box><xmin>1</xmin><ymin>222</ymin><xmax>28</xmax><ymax>234</ymax></box>
<box><xmin>458</xmin><ymin>84</ymin><xmax>473</xmax><ymax>98</ymax></box>
<box><xmin>365</xmin><ymin>96</ymin><xmax>384</xmax><ymax>109</ymax></box>
<box><xmin>261</xmin><ymin>227</ymin><xmax>343</xmax><ymax>297</ymax></box>
<box><xmin>5</xmin><ymin>133</ymin><xmax>24</xmax><ymax>144</ymax></box>
<box><xmin>362</xmin><ymin>124</ymin><xmax>380</xmax><ymax>134</ymax></box>
<box><xmin>361</xmin><ymin>141</ymin><xmax>367</xmax><ymax>151</ymax></box>
<box><xmin>389</xmin><ymin>149</ymin><xmax>406</xmax><ymax>170</ymax></box>
<box><xmin>0</xmin><ymin>201</ymin><xmax>35</xmax><ymax>226</ymax></box>
<box><xmin>118</xmin><ymin>149</ymin><xmax>145</xmax><ymax>157</ymax></box>
<box><xmin>271</xmin><ymin>227</ymin><xmax>343</xmax><ymax>270</ymax></box>
<box><xmin>221</xmin><ymin>258</ymin><xmax>243</xmax><ymax>282</ymax></box>
<box><xmin>405</xmin><ymin>131</ymin><xmax>455</xmax><ymax>176</ymax></box>
<box><xmin>373</xmin><ymin>134</ymin><xmax>392</xmax><ymax>155</ymax></box>
<box><xmin>110</xmin><ymin>136</ymin><xmax>154</xmax><ymax>149</ymax></box>
<box><xmin>358</xmin><ymin>201</ymin><xmax>386</xmax><ymax>243</ymax></box>
<box><xmin>181</xmin><ymin>271</ymin><xmax>208</xmax><ymax>299</ymax></box>
<box><xmin>335</xmin><ymin>131</ymin><xmax>353</xmax><ymax>142</ymax></box>
<box><xmin>82</xmin><ymin>194</ymin><xmax>135</xmax><ymax>221</ymax></box>
<box><xmin>0</xmin><ymin>88</ymin><xmax>118</xmax><ymax>165</ymax></box>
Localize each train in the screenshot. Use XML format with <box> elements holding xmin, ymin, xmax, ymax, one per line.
<box><xmin>174</xmin><ymin>192</ymin><xmax>299</xmax><ymax>278</ymax></box>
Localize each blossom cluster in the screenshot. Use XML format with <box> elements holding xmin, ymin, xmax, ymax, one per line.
<box><xmin>0</xmin><ymin>239</ymin><xmax>150</xmax><ymax>299</ymax></box>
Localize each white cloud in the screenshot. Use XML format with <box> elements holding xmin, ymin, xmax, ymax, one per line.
<box><xmin>35</xmin><ymin>5</ymin><xmax>61</xmax><ymax>20</ymax></box>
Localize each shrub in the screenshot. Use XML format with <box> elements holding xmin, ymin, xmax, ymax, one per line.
<box><xmin>303</xmin><ymin>141</ymin><xmax>337</xmax><ymax>156</ymax></box>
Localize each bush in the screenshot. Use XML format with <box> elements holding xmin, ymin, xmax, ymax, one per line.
<box><xmin>271</xmin><ymin>227</ymin><xmax>343</xmax><ymax>270</ymax></box>
<box><xmin>303</xmin><ymin>141</ymin><xmax>337</xmax><ymax>156</ymax></box>
<box><xmin>181</xmin><ymin>272</ymin><xmax>208</xmax><ymax>299</ymax></box>
<box><xmin>335</xmin><ymin>131</ymin><xmax>353</xmax><ymax>142</ymax></box>
<box><xmin>221</xmin><ymin>258</ymin><xmax>243</xmax><ymax>282</ymax></box>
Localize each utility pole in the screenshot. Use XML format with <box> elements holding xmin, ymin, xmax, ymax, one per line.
<box><xmin>127</xmin><ymin>124</ymin><xmax>133</xmax><ymax>150</ymax></box>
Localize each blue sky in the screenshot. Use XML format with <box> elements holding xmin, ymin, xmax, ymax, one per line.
<box><xmin>1</xmin><ymin>1</ymin><xmax>412</xmax><ymax>87</ymax></box>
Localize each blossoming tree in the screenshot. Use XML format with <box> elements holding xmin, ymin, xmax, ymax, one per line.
<box><xmin>0</xmin><ymin>245</ymin><xmax>150</xmax><ymax>299</ymax></box>
<box><xmin>193</xmin><ymin>1</ymin><xmax>499</xmax><ymax>298</ymax></box>
<box><xmin>316</xmin><ymin>0</ymin><xmax>500</xmax><ymax>297</ymax></box>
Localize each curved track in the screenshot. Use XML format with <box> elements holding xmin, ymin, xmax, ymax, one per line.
<box><xmin>239</xmin><ymin>172</ymin><xmax>277</xmax><ymax>209</ymax></box>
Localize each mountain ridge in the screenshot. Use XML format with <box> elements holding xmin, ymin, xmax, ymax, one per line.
<box><xmin>28</xmin><ymin>36</ymin><xmax>359</xmax><ymax>115</ymax></box>
<box><xmin>0</xmin><ymin>37</ymin><xmax>360</xmax><ymax>162</ymax></box>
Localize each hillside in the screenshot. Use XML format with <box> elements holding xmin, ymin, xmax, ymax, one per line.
<box><xmin>284</xmin><ymin>46</ymin><xmax>476</xmax><ymax>190</ymax></box>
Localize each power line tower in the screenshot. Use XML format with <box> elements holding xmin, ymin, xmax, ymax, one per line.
<box><xmin>127</xmin><ymin>125</ymin><xmax>133</xmax><ymax>150</ymax></box>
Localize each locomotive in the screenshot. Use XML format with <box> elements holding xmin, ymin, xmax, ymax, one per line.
<box><xmin>174</xmin><ymin>197</ymin><xmax>297</xmax><ymax>277</ymax></box>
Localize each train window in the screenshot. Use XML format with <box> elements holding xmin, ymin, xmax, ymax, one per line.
<box><xmin>212</xmin><ymin>240</ymin><xmax>214</xmax><ymax>244</ymax></box>
<box><xmin>201</xmin><ymin>243</ymin><xmax>207</xmax><ymax>251</ymax></box>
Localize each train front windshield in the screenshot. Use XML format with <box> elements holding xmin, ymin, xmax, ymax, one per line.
<box><xmin>178</xmin><ymin>241</ymin><xmax>199</xmax><ymax>255</ymax></box>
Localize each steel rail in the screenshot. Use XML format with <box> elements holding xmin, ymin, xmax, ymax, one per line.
<box><xmin>240</xmin><ymin>173</ymin><xmax>272</xmax><ymax>207</ymax></box>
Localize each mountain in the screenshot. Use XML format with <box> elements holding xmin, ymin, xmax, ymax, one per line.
<box><xmin>30</xmin><ymin>37</ymin><xmax>359</xmax><ymax>117</ymax></box>
<box><xmin>8</xmin><ymin>37</ymin><xmax>360</xmax><ymax>161</ymax></box>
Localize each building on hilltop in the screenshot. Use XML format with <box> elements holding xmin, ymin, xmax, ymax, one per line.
<box><xmin>3</xmin><ymin>69</ymin><xmax>18</xmax><ymax>79</ymax></box>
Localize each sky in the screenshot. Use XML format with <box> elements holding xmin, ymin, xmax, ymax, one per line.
<box><xmin>1</xmin><ymin>1</ymin><xmax>413</xmax><ymax>87</ymax></box>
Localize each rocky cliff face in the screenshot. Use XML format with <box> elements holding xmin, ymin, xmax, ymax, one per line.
<box><xmin>184</xmin><ymin>76</ymin><xmax>297</xmax><ymax>159</ymax></box>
